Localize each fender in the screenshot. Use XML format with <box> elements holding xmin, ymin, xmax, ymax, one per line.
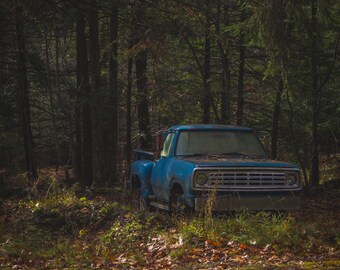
<box><xmin>168</xmin><ymin>159</ymin><xmax>196</xmax><ymax>197</ymax></box>
<box><xmin>131</xmin><ymin>160</ymin><xmax>155</xmax><ymax>198</ymax></box>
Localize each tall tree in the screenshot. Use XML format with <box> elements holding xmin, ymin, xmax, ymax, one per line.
<box><xmin>76</xmin><ymin>8</ymin><xmax>92</xmax><ymax>186</ymax></box>
<box><xmin>202</xmin><ymin>0</ymin><xmax>211</xmax><ymax>124</ymax></box>
<box><xmin>271</xmin><ymin>77</ymin><xmax>284</xmax><ymax>159</ymax></box>
<box><xmin>15</xmin><ymin>4</ymin><xmax>37</xmax><ymax>182</ymax></box>
<box><xmin>310</xmin><ymin>0</ymin><xmax>319</xmax><ymax>187</ymax></box>
<box><xmin>215</xmin><ymin>1</ymin><xmax>231</xmax><ymax>124</ymax></box>
<box><xmin>89</xmin><ymin>0</ymin><xmax>101</xmax><ymax>185</ymax></box>
<box><xmin>126</xmin><ymin>38</ymin><xmax>133</xmax><ymax>183</ymax></box>
<box><xmin>109</xmin><ymin>0</ymin><xmax>119</xmax><ymax>182</ymax></box>
<box><xmin>236</xmin><ymin>7</ymin><xmax>246</xmax><ymax>126</ymax></box>
<box><xmin>135</xmin><ymin>0</ymin><xmax>152</xmax><ymax>149</ymax></box>
<box><xmin>43</xmin><ymin>30</ymin><xmax>61</xmax><ymax>166</ymax></box>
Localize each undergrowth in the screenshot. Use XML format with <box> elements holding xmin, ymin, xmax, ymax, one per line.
<box><xmin>177</xmin><ymin>212</ymin><xmax>301</xmax><ymax>248</ymax></box>
<box><xmin>0</xmin><ymin>174</ymin><xmax>338</xmax><ymax>268</ymax></box>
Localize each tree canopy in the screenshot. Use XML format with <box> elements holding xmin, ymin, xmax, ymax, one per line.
<box><xmin>0</xmin><ymin>0</ymin><xmax>339</xmax><ymax>188</ymax></box>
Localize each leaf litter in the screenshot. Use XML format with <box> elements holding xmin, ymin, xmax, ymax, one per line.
<box><xmin>0</xmin><ymin>183</ymin><xmax>339</xmax><ymax>269</ymax></box>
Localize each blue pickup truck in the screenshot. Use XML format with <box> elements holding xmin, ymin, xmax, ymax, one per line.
<box><xmin>131</xmin><ymin>125</ymin><xmax>301</xmax><ymax>213</ymax></box>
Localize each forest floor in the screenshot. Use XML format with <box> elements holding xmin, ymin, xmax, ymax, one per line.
<box><xmin>0</xmin><ymin>166</ymin><xmax>339</xmax><ymax>269</ymax></box>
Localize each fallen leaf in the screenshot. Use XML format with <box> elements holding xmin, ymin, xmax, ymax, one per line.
<box><xmin>239</xmin><ymin>244</ymin><xmax>248</xmax><ymax>250</ymax></box>
<box><xmin>206</xmin><ymin>239</ymin><xmax>222</xmax><ymax>248</ymax></box>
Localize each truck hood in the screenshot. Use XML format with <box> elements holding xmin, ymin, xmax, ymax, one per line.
<box><xmin>177</xmin><ymin>156</ymin><xmax>298</xmax><ymax>169</ymax></box>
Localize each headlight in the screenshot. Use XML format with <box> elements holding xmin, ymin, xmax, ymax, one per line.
<box><xmin>286</xmin><ymin>173</ymin><xmax>297</xmax><ymax>186</ymax></box>
<box><xmin>195</xmin><ymin>172</ymin><xmax>208</xmax><ymax>186</ymax></box>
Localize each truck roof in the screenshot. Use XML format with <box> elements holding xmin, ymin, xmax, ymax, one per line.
<box><xmin>168</xmin><ymin>124</ymin><xmax>253</xmax><ymax>132</ymax></box>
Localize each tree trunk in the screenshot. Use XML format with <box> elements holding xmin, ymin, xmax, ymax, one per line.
<box><xmin>109</xmin><ymin>0</ymin><xmax>119</xmax><ymax>183</ymax></box>
<box><xmin>310</xmin><ymin>0</ymin><xmax>319</xmax><ymax>187</ymax></box>
<box><xmin>55</xmin><ymin>32</ymin><xmax>61</xmax><ymax>105</ymax></box>
<box><xmin>271</xmin><ymin>77</ymin><xmax>284</xmax><ymax>159</ymax></box>
<box><xmin>76</xmin><ymin>10</ymin><xmax>92</xmax><ymax>186</ymax></box>
<box><xmin>136</xmin><ymin>51</ymin><xmax>151</xmax><ymax>149</ymax></box>
<box><xmin>237</xmin><ymin>9</ymin><xmax>246</xmax><ymax>126</ymax></box>
<box><xmin>216</xmin><ymin>2</ymin><xmax>230</xmax><ymax>124</ymax></box>
<box><xmin>135</xmin><ymin>1</ymin><xmax>152</xmax><ymax>149</ymax></box>
<box><xmin>126</xmin><ymin>38</ymin><xmax>133</xmax><ymax>185</ymax></box>
<box><xmin>203</xmin><ymin>0</ymin><xmax>211</xmax><ymax>124</ymax></box>
<box><xmin>44</xmin><ymin>30</ymin><xmax>61</xmax><ymax>166</ymax></box>
<box><xmin>215</xmin><ymin>0</ymin><xmax>230</xmax><ymax>124</ymax></box>
<box><xmin>89</xmin><ymin>0</ymin><xmax>101</xmax><ymax>186</ymax></box>
<box><xmin>287</xmin><ymin>91</ymin><xmax>309</xmax><ymax>185</ymax></box>
<box><xmin>15</xmin><ymin>4</ymin><xmax>37</xmax><ymax>182</ymax></box>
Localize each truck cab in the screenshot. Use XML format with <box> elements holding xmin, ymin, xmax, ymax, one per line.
<box><xmin>131</xmin><ymin>125</ymin><xmax>301</xmax><ymax>212</ymax></box>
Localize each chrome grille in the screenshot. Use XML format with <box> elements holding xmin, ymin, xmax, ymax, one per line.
<box><xmin>207</xmin><ymin>171</ymin><xmax>286</xmax><ymax>189</ymax></box>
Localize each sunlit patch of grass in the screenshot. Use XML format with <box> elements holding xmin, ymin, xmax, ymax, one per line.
<box><xmin>0</xmin><ymin>177</ymin><xmax>130</xmax><ymax>267</ymax></box>
<box><xmin>175</xmin><ymin>212</ymin><xmax>302</xmax><ymax>249</ymax></box>
<box><xmin>323</xmin><ymin>260</ymin><xmax>340</xmax><ymax>268</ymax></box>
<box><xmin>15</xmin><ymin>179</ymin><xmax>122</xmax><ymax>236</ymax></box>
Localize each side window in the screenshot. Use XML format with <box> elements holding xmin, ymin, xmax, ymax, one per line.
<box><xmin>160</xmin><ymin>133</ymin><xmax>175</xmax><ymax>157</ymax></box>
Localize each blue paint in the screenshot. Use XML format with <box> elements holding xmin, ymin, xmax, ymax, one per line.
<box><xmin>130</xmin><ymin>125</ymin><xmax>301</xmax><ymax>210</ymax></box>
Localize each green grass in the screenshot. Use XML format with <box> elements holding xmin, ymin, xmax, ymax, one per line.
<box><xmin>0</xmin><ymin>175</ymin><xmax>338</xmax><ymax>269</ymax></box>
<box><xmin>176</xmin><ymin>212</ymin><xmax>301</xmax><ymax>248</ymax></box>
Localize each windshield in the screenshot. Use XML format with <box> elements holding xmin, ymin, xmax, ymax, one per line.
<box><xmin>176</xmin><ymin>130</ymin><xmax>266</xmax><ymax>157</ymax></box>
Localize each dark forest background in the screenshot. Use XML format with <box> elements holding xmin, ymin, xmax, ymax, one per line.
<box><xmin>0</xmin><ymin>0</ymin><xmax>339</xmax><ymax>189</ymax></box>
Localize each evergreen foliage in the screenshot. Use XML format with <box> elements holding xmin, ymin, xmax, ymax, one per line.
<box><xmin>0</xmin><ymin>0</ymin><xmax>339</xmax><ymax>187</ymax></box>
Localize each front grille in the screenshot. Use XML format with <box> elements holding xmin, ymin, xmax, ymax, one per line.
<box><xmin>208</xmin><ymin>171</ymin><xmax>286</xmax><ymax>189</ymax></box>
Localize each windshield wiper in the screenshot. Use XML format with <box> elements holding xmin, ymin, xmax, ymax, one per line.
<box><xmin>181</xmin><ymin>153</ymin><xmax>222</xmax><ymax>158</ymax></box>
<box><xmin>221</xmin><ymin>152</ymin><xmax>265</xmax><ymax>159</ymax></box>
<box><xmin>182</xmin><ymin>152</ymin><xmax>208</xmax><ymax>157</ymax></box>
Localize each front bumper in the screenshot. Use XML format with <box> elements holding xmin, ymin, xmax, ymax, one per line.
<box><xmin>194</xmin><ymin>192</ymin><xmax>300</xmax><ymax>211</ymax></box>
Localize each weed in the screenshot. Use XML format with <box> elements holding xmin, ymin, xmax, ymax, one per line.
<box><xmin>175</xmin><ymin>211</ymin><xmax>302</xmax><ymax>250</ymax></box>
<box><xmin>130</xmin><ymin>250</ymin><xmax>147</xmax><ymax>266</ymax></box>
<box><xmin>169</xmin><ymin>246</ymin><xmax>187</xmax><ymax>258</ymax></box>
<box><xmin>203</xmin><ymin>188</ymin><xmax>217</xmax><ymax>231</ymax></box>
<box><xmin>101</xmin><ymin>212</ymin><xmax>163</xmax><ymax>255</ymax></box>
<box><xmin>0</xmin><ymin>170</ymin><xmax>338</xmax><ymax>269</ymax></box>
<box><xmin>180</xmin><ymin>218</ymin><xmax>206</xmax><ymax>244</ymax></box>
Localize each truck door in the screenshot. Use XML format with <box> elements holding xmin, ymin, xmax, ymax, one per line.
<box><xmin>151</xmin><ymin>132</ymin><xmax>175</xmax><ymax>200</ymax></box>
